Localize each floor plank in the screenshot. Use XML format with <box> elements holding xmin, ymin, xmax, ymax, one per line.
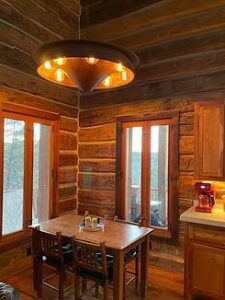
<box><xmin>6</xmin><ymin>265</ymin><xmax>184</xmax><ymax>299</ymax></box>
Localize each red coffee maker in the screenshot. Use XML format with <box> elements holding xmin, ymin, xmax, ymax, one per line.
<box><xmin>195</xmin><ymin>182</ymin><xmax>215</xmax><ymax>213</ymax></box>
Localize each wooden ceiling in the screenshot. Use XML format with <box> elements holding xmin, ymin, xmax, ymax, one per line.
<box><xmin>80</xmin><ymin>0</ymin><xmax>225</xmax><ymax>107</ymax></box>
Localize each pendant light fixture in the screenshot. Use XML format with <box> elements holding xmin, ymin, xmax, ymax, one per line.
<box><xmin>33</xmin><ymin>2</ymin><xmax>139</xmax><ymax>93</ymax></box>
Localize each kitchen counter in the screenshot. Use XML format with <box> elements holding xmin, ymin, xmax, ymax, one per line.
<box><xmin>180</xmin><ymin>205</ymin><xmax>225</xmax><ymax>228</ymax></box>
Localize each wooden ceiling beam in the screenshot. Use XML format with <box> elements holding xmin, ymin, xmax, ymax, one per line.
<box><xmin>82</xmin><ymin>0</ymin><xmax>225</xmax><ymax>41</ymax></box>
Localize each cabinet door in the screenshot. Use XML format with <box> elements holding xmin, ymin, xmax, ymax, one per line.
<box><xmin>195</xmin><ymin>101</ymin><xmax>225</xmax><ymax>180</ymax></box>
<box><xmin>190</xmin><ymin>242</ymin><xmax>225</xmax><ymax>299</ymax></box>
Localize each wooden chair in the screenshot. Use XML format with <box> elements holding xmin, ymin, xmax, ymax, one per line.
<box><xmin>114</xmin><ymin>216</ymin><xmax>142</xmax><ymax>291</ymax></box>
<box><xmin>71</xmin><ymin>237</ymin><xmax>114</xmax><ymax>300</ymax></box>
<box><xmin>32</xmin><ymin>226</ymin><xmax>73</xmax><ymax>300</ymax></box>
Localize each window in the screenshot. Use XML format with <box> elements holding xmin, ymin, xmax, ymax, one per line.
<box><xmin>116</xmin><ymin>112</ymin><xmax>178</xmax><ymax>239</ymax></box>
<box><xmin>0</xmin><ymin>104</ymin><xmax>58</xmax><ymax>248</ymax></box>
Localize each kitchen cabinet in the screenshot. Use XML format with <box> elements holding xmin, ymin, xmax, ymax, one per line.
<box><xmin>184</xmin><ymin>222</ymin><xmax>225</xmax><ymax>299</ymax></box>
<box><xmin>195</xmin><ymin>101</ymin><xmax>225</xmax><ymax>180</ymax></box>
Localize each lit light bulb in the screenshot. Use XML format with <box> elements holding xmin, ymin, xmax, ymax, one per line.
<box><xmin>122</xmin><ymin>71</ymin><xmax>127</xmax><ymax>81</ymax></box>
<box><xmin>86</xmin><ymin>57</ymin><xmax>99</xmax><ymax>65</ymax></box>
<box><xmin>117</xmin><ymin>63</ymin><xmax>123</xmax><ymax>72</ymax></box>
<box><xmin>103</xmin><ymin>76</ymin><xmax>111</xmax><ymax>87</ymax></box>
<box><xmin>55</xmin><ymin>69</ymin><xmax>65</xmax><ymax>82</ymax></box>
<box><xmin>54</xmin><ymin>57</ymin><xmax>66</xmax><ymax>65</ymax></box>
<box><xmin>44</xmin><ymin>61</ymin><xmax>51</xmax><ymax>70</ymax></box>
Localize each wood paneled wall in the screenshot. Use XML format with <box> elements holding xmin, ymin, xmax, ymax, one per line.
<box><xmin>79</xmin><ymin>0</ymin><xmax>225</xmax><ymax>262</ymax></box>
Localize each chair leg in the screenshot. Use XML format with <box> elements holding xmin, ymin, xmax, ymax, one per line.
<box><xmin>103</xmin><ymin>280</ymin><xmax>109</xmax><ymax>300</ymax></box>
<box><xmin>135</xmin><ymin>250</ymin><xmax>140</xmax><ymax>290</ymax></box>
<box><xmin>74</xmin><ymin>274</ymin><xmax>80</xmax><ymax>300</ymax></box>
<box><xmin>37</xmin><ymin>261</ymin><xmax>43</xmax><ymax>297</ymax></box>
<box><xmin>82</xmin><ymin>278</ymin><xmax>87</xmax><ymax>293</ymax></box>
<box><xmin>59</xmin><ymin>268</ymin><xmax>64</xmax><ymax>300</ymax></box>
<box><xmin>95</xmin><ymin>283</ymin><xmax>99</xmax><ymax>298</ymax></box>
<box><xmin>33</xmin><ymin>256</ymin><xmax>38</xmax><ymax>290</ymax></box>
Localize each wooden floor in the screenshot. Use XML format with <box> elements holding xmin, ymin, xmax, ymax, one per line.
<box><xmin>6</xmin><ymin>265</ymin><xmax>184</xmax><ymax>299</ymax></box>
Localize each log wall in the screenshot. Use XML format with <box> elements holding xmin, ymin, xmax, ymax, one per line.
<box><xmin>79</xmin><ymin>0</ymin><xmax>225</xmax><ymax>264</ymax></box>
<box><xmin>0</xmin><ymin>0</ymin><xmax>79</xmax><ymax>279</ymax></box>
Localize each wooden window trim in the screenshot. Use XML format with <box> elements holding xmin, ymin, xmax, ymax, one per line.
<box><xmin>116</xmin><ymin>111</ymin><xmax>179</xmax><ymax>240</ymax></box>
<box><xmin>0</xmin><ymin>102</ymin><xmax>60</xmax><ymax>251</ymax></box>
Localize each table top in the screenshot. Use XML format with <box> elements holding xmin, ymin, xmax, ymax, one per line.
<box><xmin>30</xmin><ymin>213</ymin><xmax>153</xmax><ymax>250</ymax></box>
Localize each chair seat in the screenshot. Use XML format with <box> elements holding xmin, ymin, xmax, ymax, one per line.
<box><xmin>124</xmin><ymin>248</ymin><xmax>137</xmax><ymax>264</ymax></box>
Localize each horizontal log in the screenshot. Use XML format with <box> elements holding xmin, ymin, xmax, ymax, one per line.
<box><xmin>0</xmin><ymin>0</ymin><xmax>60</xmax><ymax>42</ymax></box>
<box><xmin>78</xmin><ymin>189</ymin><xmax>115</xmax><ymax>205</ymax></box>
<box><xmin>79</xmin><ymin>124</ymin><xmax>116</xmax><ymax>142</ymax></box>
<box><xmin>111</xmin><ymin>6</ymin><xmax>225</xmax><ymax>49</ymax></box>
<box><xmin>179</xmin><ymin>137</ymin><xmax>194</xmax><ymax>155</ymax></box>
<box><xmin>7</xmin><ymin>0</ymin><xmax>76</xmax><ymax>39</ymax></box>
<box><xmin>58</xmin><ymin>197</ymin><xmax>77</xmax><ymax>213</ymax></box>
<box><xmin>78</xmin><ymin>203</ymin><xmax>115</xmax><ymax>218</ymax></box>
<box><xmin>178</xmin><ymin>175</ymin><xmax>195</xmax><ymax>199</ymax></box>
<box><xmin>80</xmin><ymin>98</ymin><xmax>195</xmax><ymax>127</ymax></box>
<box><xmin>34</xmin><ymin>0</ymin><xmax>79</xmax><ymax>28</ymax></box>
<box><xmin>0</xmin><ymin>86</ymin><xmax>78</xmax><ymax>118</ymax></box>
<box><xmin>58</xmin><ymin>167</ymin><xmax>77</xmax><ymax>184</ymax></box>
<box><xmin>59</xmin><ymin>184</ymin><xmax>77</xmax><ymax>199</ymax></box>
<box><xmin>81</xmin><ymin>0</ymin><xmax>161</xmax><ymax>27</ymax></box>
<box><xmin>78</xmin><ymin>173</ymin><xmax>115</xmax><ymax>190</ymax></box>
<box><xmin>136</xmin><ymin>49</ymin><xmax>225</xmax><ymax>83</ymax></box>
<box><xmin>0</xmin><ymin>43</ymin><xmax>36</xmax><ymax>77</ymax></box>
<box><xmin>178</xmin><ymin>198</ymin><xmax>193</xmax><ymax>208</ymax></box>
<box><xmin>136</xmin><ymin>28</ymin><xmax>225</xmax><ymax>65</ymax></box>
<box><xmin>79</xmin><ymin>142</ymin><xmax>116</xmax><ymax>158</ymax></box>
<box><xmin>0</xmin><ymin>66</ymin><xmax>78</xmax><ymax>108</ymax></box>
<box><xmin>180</xmin><ymin>112</ymin><xmax>194</xmax><ymax>125</ymax></box>
<box><xmin>59</xmin><ymin>153</ymin><xmax>78</xmax><ymax>167</ymax></box>
<box><xmin>80</xmin><ymin>70</ymin><xmax>225</xmax><ymax>110</ymax></box>
<box><xmin>84</xmin><ymin>0</ymin><xmax>225</xmax><ymax>42</ymax></box>
<box><xmin>60</xmin><ymin>116</ymin><xmax>78</xmax><ymax>132</ymax></box>
<box><xmin>179</xmin><ymin>155</ymin><xmax>194</xmax><ymax>172</ymax></box>
<box><xmin>79</xmin><ymin>159</ymin><xmax>115</xmax><ymax>173</ymax></box>
<box><xmin>60</xmin><ymin>131</ymin><xmax>77</xmax><ymax>151</ymax></box>
<box><xmin>180</xmin><ymin>124</ymin><xmax>194</xmax><ymax>136</ymax></box>
<box><xmin>1</xmin><ymin>21</ymin><xmax>39</xmax><ymax>54</ymax></box>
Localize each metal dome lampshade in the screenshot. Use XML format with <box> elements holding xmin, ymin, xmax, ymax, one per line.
<box><xmin>33</xmin><ymin>39</ymin><xmax>139</xmax><ymax>93</ymax></box>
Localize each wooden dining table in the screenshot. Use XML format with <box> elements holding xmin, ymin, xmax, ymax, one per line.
<box><xmin>30</xmin><ymin>213</ymin><xmax>153</xmax><ymax>300</ymax></box>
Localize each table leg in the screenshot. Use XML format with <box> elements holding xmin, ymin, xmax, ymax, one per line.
<box><xmin>140</xmin><ymin>234</ymin><xmax>150</xmax><ymax>297</ymax></box>
<box><xmin>113</xmin><ymin>250</ymin><xmax>124</xmax><ymax>300</ymax></box>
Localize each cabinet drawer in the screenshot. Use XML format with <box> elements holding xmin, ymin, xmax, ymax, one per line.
<box><xmin>189</xmin><ymin>224</ymin><xmax>225</xmax><ymax>247</ymax></box>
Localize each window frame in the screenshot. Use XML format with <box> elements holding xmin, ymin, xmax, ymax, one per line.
<box><xmin>0</xmin><ymin>102</ymin><xmax>59</xmax><ymax>251</ymax></box>
<box><xmin>116</xmin><ymin>111</ymin><xmax>179</xmax><ymax>240</ymax></box>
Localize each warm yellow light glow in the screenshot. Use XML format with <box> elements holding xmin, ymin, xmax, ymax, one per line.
<box><xmin>54</xmin><ymin>57</ymin><xmax>66</xmax><ymax>65</ymax></box>
<box><xmin>117</xmin><ymin>63</ymin><xmax>123</xmax><ymax>72</ymax></box>
<box><xmin>103</xmin><ymin>76</ymin><xmax>111</xmax><ymax>87</ymax></box>
<box><xmin>122</xmin><ymin>71</ymin><xmax>127</xmax><ymax>81</ymax></box>
<box><xmin>44</xmin><ymin>61</ymin><xmax>51</xmax><ymax>70</ymax></box>
<box><xmin>86</xmin><ymin>57</ymin><xmax>99</xmax><ymax>65</ymax></box>
<box><xmin>55</xmin><ymin>69</ymin><xmax>65</xmax><ymax>82</ymax></box>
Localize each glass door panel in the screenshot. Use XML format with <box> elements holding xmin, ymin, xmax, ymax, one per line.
<box><xmin>2</xmin><ymin>118</ymin><xmax>25</xmax><ymax>235</ymax></box>
<box><xmin>124</xmin><ymin>127</ymin><xmax>142</xmax><ymax>222</ymax></box>
<box><xmin>32</xmin><ymin>123</ymin><xmax>51</xmax><ymax>224</ymax></box>
<box><xmin>150</xmin><ymin>125</ymin><xmax>169</xmax><ymax>229</ymax></box>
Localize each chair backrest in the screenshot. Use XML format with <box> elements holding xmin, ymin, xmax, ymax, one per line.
<box><xmin>72</xmin><ymin>237</ymin><xmax>108</xmax><ymax>278</ymax></box>
<box><xmin>114</xmin><ymin>216</ymin><xmax>142</xmax><ymax>227</ymax></box>
<box><xmin>33</xmin><ymin>226</ymin><xmax>64</xmax><ymax>262</ymax></box>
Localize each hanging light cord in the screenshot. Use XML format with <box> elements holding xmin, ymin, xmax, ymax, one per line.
<box><xmin>77</xmin><ymin>0</ymin><xmax>81</xmax><ymax>39</ymax></box>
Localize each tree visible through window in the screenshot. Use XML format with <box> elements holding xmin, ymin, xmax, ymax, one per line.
<box><xmin>117</xmin><ymin>113</ymin><xmax>178</xmax><ymax>239</ymax></box>
<box><xmin>0</xmin><ymin>106</ymin><xmax>57</xmax><ymax>246</ymax></box>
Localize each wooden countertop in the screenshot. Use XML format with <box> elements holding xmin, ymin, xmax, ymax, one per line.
<box><xmin>180</xmin><ymin>205</ymin><xmax>225</xmax><ymax>228</ymax></box>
